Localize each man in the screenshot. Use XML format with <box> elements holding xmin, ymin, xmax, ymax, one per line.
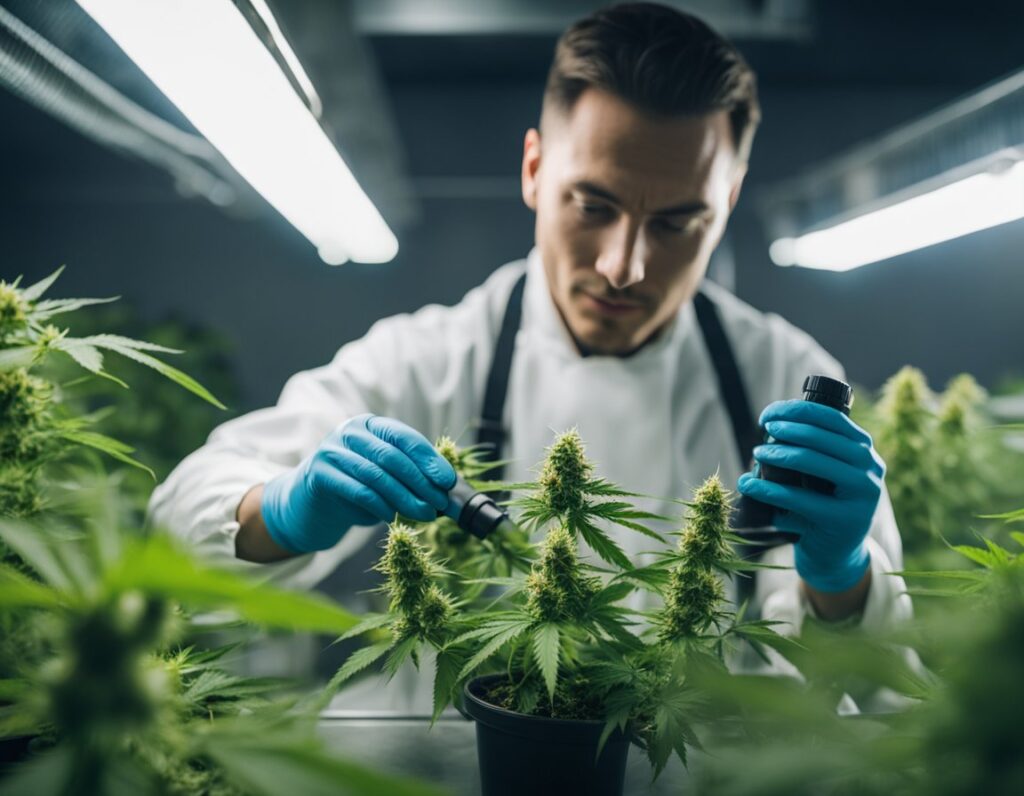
<box><xmin>150</xmin><ymin>3</ymin><xmax>909</xmax><ymax>651</ymax></box>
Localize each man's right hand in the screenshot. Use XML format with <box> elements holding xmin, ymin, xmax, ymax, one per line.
<box><xmin>257</xmin><ymin>413</ymin><xmax>457</xmax><ymax>554</ymax></box>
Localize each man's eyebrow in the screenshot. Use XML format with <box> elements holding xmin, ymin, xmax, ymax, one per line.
<box><xmin>571</xmin><ymin>180</ymin><xmax>710</xmax><ymax>216</ymax></box>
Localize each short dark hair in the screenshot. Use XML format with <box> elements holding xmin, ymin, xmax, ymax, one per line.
<box><xmin>542</xmin><ymin>2</ymin><xmax>761</xmax><ymax>161</ymax></box>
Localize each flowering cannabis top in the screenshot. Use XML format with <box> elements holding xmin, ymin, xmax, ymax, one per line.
<box><xmin>538</xmin><ymin>429</ymin><xmax>593</xmax><ymax>517</ymax></box>
<box><xmin>377</xmin><ymin>523</ymin><xmax>454</xmax><ymax>642</ymax></box>
<box><xmin>659</xmin><ymin>475</ymin><xmax>731</xmax><ymax>642</ymax></box>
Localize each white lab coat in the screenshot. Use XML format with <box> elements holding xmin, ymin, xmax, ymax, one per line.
<box><xmin>149</xmin><ymin>249</ymin><xmax>912</xmax><ymax>701</ymax></box>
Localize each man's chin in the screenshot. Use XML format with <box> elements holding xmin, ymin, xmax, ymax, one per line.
<box><xmin>569</xmin><ymin>318</ymin><xmax>643</xmax><ymax>356</ymax></box>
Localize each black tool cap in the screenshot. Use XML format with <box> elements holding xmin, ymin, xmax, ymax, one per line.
<box><xmin>802</xmin><ymin>375</ymin><xmax>853</xmax><ymax>414</ymax></box>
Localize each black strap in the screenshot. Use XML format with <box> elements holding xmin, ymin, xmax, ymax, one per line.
<box><xmin>475</xmin><ymin>272</ymin><xmax>527</xmax><ymax>479</ymax></box>
<box><xmin>476</xmin><ymin>275</ymin><xmax>767</xmax><ymax>606</ymax></box>
<box><xmin>691</xmin><ymin>291</ymin><xmax>767</xmax><ymax>611</ymax></box>
<box><xmin>691</xmin><ymin>292</ymin><xmax>761</xmax><ymax>472</ymax></box>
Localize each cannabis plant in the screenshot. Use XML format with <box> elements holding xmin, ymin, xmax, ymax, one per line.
<box><xmin>0</xmin><ymin>267</ymin><xmax>224</xmax><ymax>522</ymax></box>
<box><xmin>1</xmin><ymin>266</ymin><xmax>230</xmax><ymax>734</ymax></box>
<box><xmin>46</xmin><ymin>302</ymin><xmax>241</xmax><ymax>511</ymax></box>
<box><xmin>694</xmin><ymin>505</ymin><xmax>1024</xmax><ymax>796</ymax></box>
<box><xmin>1</xmin><ymin>267</ymin><xmax>442</xmax><ymax>795</ymax></box>
<box><xmin>332</xmin><ymin>429</ymin><xmax>783</xmax><ymax>776</ymax></box>
<box><xmin>415</xmin><ymin>437</ymin><xmax>533</xmax><ymax>601</ymax></box>
<box><xmin>0</xmin><ymin>487</ymin><xmax>438</xmax><ymax>796</ymax></box>
<box><xmin>856</xmin><ymin>366</ymin><xmax>1024</xmax><ymax>557</ymax></box>
<box><xmin>319</xmin><ymin>439</ymin><xmax>532</xmax><ymax>720</ymax></box>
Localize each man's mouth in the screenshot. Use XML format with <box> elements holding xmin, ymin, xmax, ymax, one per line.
<box><xmin>578</xmin><ymin>290</ymin><xmax>645</xmax><ymax>316</ymax></box>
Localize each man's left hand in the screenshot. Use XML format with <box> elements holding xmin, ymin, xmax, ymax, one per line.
<box><xmin>736</xmin><ymin>399</ymin><xmax>886</xmax><ymax>594</ymax></box>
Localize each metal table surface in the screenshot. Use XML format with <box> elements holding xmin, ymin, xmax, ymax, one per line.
<box><xmin>317</xmin><ymin>710</ymin><xmax>692</xmax><ymax>795</ymax></box>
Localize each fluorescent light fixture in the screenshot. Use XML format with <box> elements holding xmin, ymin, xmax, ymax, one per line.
<box><xmin>248</xmin><ymin>0</ymin><xmax>323</xmax><ymax>119</ymax></box>
<box><xmin>770</xmin><ymin>159</ymin><xmax>1024</xmax><ymax>271</ymax></box>
<box><xmin>76</xmin><ymin>0</ymin><xmax>398</xmax><ymax>265</ymax></box>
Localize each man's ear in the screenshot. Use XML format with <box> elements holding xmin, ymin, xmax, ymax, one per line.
<box><xmin>521</xmin><ymin>128</ymin><xmax>542</xmax><ymax>211</ymax></box>
<box><xmin>728</xmin><ymin>162</ymin><xmax>747</xmax><ymax>212</ymax></box>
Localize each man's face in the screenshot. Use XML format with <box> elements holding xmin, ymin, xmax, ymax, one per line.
<box><xmin>522</xmin><ymin>89</ymin><xmax>746</xmax><ymax>355</ymax></box>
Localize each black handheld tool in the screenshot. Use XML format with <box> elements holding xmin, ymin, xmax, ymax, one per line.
<box><xmin>442</xmin><ymin>474</ymin><xmax>519</xmax><ymax>540</ymax></box>
<box><xmin>733</xmin><ymin>374</ymin><xmax>854</xmax><ymax>545</ymax></box>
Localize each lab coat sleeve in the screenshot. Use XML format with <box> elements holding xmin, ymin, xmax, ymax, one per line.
<box><xmin>146</xmin><ymin>271</ymin><xmax>510</xmax><ymax>589</ymax></box>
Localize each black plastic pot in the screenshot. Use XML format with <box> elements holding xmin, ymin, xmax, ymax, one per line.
<box><xmin>463</xmin><ymin>675</ymin><xmax>630</xmax><ymax>796</ymax></box>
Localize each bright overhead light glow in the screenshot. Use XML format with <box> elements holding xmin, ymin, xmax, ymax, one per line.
<box><xmin>76</xmin><ymin>0</ymin><xmax>398</xmax><ymax>265</ymax></box>
<box><xmin>770</xmin><ymin>160</ymin><xmax>1024</xmax><ymax>272</ymax></box>
<box><xmin>248</xmin><ymin>0</ymin><xmax>323</xmax><ymax>119</ymax></box>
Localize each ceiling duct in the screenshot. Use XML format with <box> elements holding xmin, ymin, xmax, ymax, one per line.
<box><xmin>0</xmin><ymin>2</ymin><xmax>250</xmax><ymax>207</ymax></box>
<box><xmin>0</xmin><ymin>0</ymin><xmax>417</xmax><ymax>238</ymax></box>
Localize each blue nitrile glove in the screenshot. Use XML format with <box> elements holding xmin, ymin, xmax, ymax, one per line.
<box><xmin>736</xmin><ymin>399</ymin><xmax>886</xmax><ymax>593</ymax></box>
<box><xmin>261</xmin><ymin>413</ymin><xmax>457</xmax><ymax>554</ymax></box>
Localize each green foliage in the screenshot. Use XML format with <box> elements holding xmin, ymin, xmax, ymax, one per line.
<box><xmin>333</xmin><ymin>430</ymin><xmax>774</xmax><ymax>780</ymax></box>
<box><xmin>513</xmin><ymin>429</ymin><xmax>669</xmax><ymax>570</ymax></box>
<box><xmin>0</xmin><ymin>492</ymin><xmax>447</xmax><ymax>796</ymax></box>
<box><xmin>0</xmin><ymin>267</ymin><xmax>439</xmax><ymax>795</ymax></box>
<box><xmin>695</xmin><ymin>507</ymin><xmax>1024</xmax><ymax>795</ymax></box>
<box><xmin>317</xmin><ymin>524</ymin><xmax>463</xmax><ymax>717</ymax></box>
<box><xmin>856</xmin><ymin>366</ymin><xmax>1024</xmax><ymax>557</ymax></box>
<box><xmin>0</xmin><ymin>268</ymin><xmax>225</xmax><ymax>522</ymax></box>
<box><xmin>197</xmin><ymin>716</ymin><xmax>447</xmax><ymax>796</ymax></box>
<box><xmin>47</xmin><ymin>303</ymin><xmax>241</xmax><ymax>507</ymax></box>
<box><xmin>416</xmin><ymin>440</ymin><xmax>534</xmax><ymax>601</ymax></box>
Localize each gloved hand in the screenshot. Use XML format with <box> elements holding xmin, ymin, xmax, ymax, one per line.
<box><xmin>261</xmin><ymin>413</ymin><xmax>457</xmax><ymax>554</ymax></box>
<box><xmin>736</xmin><ymin>399</ymin><xmax>886</xmax><ymax>593</ymax></box>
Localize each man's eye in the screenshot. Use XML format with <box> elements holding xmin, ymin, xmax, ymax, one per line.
<box><xmin>580</xmin><ymin>203</ymin><xmax>610</xmax><ymax>216</ymax></box>
<box><xmin>656</xmin><ymin>217</ymin><xmax>700</xmax><ymax>234</ymax></box>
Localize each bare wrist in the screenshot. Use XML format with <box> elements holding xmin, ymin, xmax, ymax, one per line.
<box><xmin>235</xmin><ymin>484</ymin><xmax>295</xmax><ymax>563</ymax></box>
<box><xmin>801</xmin><ymin>567</ymin><xmax>871</xmax><ymax>622</ymax></box>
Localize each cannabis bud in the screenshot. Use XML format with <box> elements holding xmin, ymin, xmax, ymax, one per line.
<box><xmin>435</xmin><ymin>435</ymin><xmax>460</xmax><ymax>470</ymax></box>
<box><xmin>377</xmin><ymin>524</ymin><xmax>433</xmax><ymax>614</ymax></box>
<box><xmin>678</xmin><ymin>475</ymin><xmax>732</xmax><ymax>571</ymax></box>
<box><xmin>0</xmin><ymin>281</ymin><xmax>28</xmax><ymax>340</ymax></box>
<box><xmin>377</xmin><ymin>523</ymin><xmax>454</xmax><ymax>641</ymax></box>
<box><xmin>937</xmin><ymin>374</ymin><xmax>985</xmax><ymax>437</ymax></box>
<box><xmin>0</xmin><ymin>369</ymin><xmax>48</xmax><ymax>423</ymax></box>
<box><xmin>539</xmin><ymin>429</ymin><xmax>593</xmax><ymax>518</ymax></box>
<box><xmin>661</xmin><ymin>567</ymin><xmax>724</xmax><ymax>639</ymax></box>
<box><xmin>393</xmin><ymin>583</ymin><xmax>454</xmax><ymax>641</ymax></box>
<box><xmin>526</xmin><ymin>525</ymin><xmax>599</xmax><ymax>623</ymax></box>
<box><xmin>0</xmin><ymin>369</ymin><xmax>57</xmax><ymax>517</ymax></box>
<box><xmin>659</xmin><ymin>475</ymin><xmax>731</xmax><ymax>642</ymax></box>
<box><xmin>943</xmin><ymin>373</ymin><xmax>985</xmax><ymax>409</ymax></box>
<box><xmin>874</xmin><ymin>366</ymin><xmax>938</xmax><ymax>548</ymax></box>
<box><xmin>878</xmin><ymin>366</ymin><xmax>932</xmax><ymax>435</ymax></box>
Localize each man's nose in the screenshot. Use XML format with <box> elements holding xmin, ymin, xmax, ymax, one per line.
<box><xmin>595</xmin><ymin>220</ymin><xmax>646</xmax><ymax>290</ymax></box>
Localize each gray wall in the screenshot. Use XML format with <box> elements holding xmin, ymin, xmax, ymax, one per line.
<box><xmin>4</xmin><ymin>75</ymin><xmax>1023</xmax><ymax>415</ymax></box>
